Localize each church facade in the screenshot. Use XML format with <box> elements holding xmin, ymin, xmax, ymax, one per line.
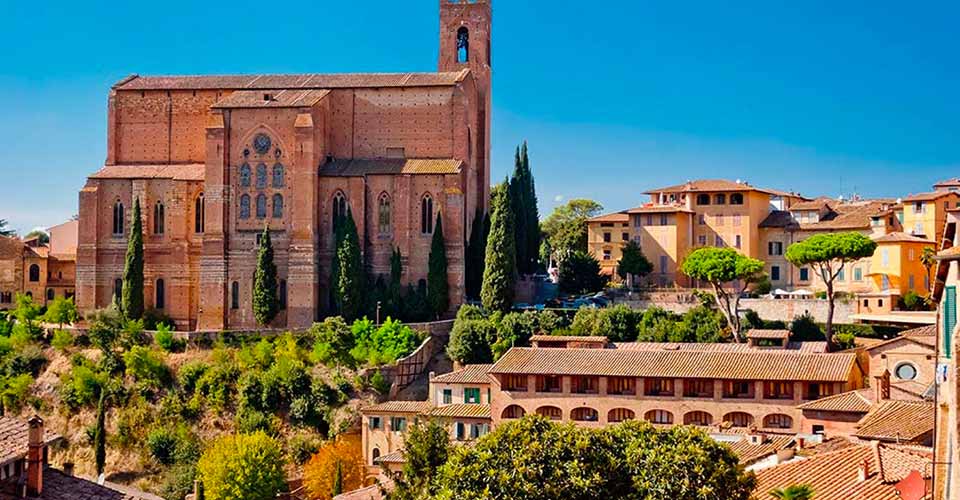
<box><xmin>76</xmin><ymin>0</ymin><xmax>492</xmax><ymax>331</ymax></box>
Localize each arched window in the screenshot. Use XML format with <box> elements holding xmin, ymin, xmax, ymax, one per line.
<box><xmin>730</xmin><ymin>193</ymin><xmax>744</xmax><ymax>205</ymax></box>
<box><xmin>153</xmin><ymin>201</ymin><xmax>165</xmax><ymax>235</ymax></box>
<box><xmin>644</xmin><ymin>409</ymin><xmax>673</xmax><ymax>425</ymax></box>
<box><xmin>231</xmin><ymin>281</ymin><xmax>240</xmax><ymax>310</ymax></box>
<box><xmin>723</xmin><ymin>412</ymin><xmax>754</xmax><ymax>428</ymax></box>
<box><xmin>113</xmin><ymin>201</ymin><xmax>125</xmax><ymax>235</ymax></box>
<box><xmin>763</xmin><ymin>414</ymin><xmax>793</xmax><ymax>429</ymax></box>
<box><xmin>696</xmin><ymin>194</ymin><xmax>710</xmax><ymax>205</ymax></box>
<box><xmin>571</xmin><ymin>407</ymin><xmax>599</xmax><ymax>422</ymax></box>
<box><xmin>501</xmin><ymin>405</ymin><xmax>525</xmax><ymax>419</ymax></box>
<box><xmin>378</xmin><ymin>193</ymin><xmax>391</xmax><ymax>234</ymax></box>
<box><xmin>457</xmin><ymin>26</ymin><xmax>470</xmax><ymax>63</ymax></box>
<box><xmin>608</xmin><ymin>408</ymin><xmax>635</xmax><ymax>423</ymax></box>
<box><xmin>371</xmin><ymin>448</ymin><xmax>380</xmax><ymax>466</ymax></box>
<box><xmin>114</xmin><ymin>278</ymin><xmax>123</xmax><ymax>302</ymax></box>
<box><xmin>195</xmin><ymin>193</ymin><xmax>205</xmax><ymax>233</ymax></box>
<box><xmin>256</xmin><ymin>163</ymin><xmax>267</xmax><ymax>189</ymax></box>
<box><xmin>155</xmin><ymin>279</ymin><xmax>165</xmax><ymax>309</ymax></box>
<box><xmin>256</xmin><ymin>194</ymin><xmax>267</xmax><ymax>219</ymax></box>
<box><xmin>239</xmin><ymin>163</ymin><xmax>251</xmax><ymax>187</ymax></box>
<box><xmin>272</xmin><ymin>163</ymin><xmax>284</xmax><ymax>188</ymax></box>
<box><xmin>714</xmin><ymin>193</ymin><xmax>726</xmax><ymax>204</ymax></box>
<box><xmin>279</xmin><ymin>279</ymin><xmax>287</xmax><ymax>310</ymax></box>
<box><xmin>46</xmin><ymin>289</ymin><xmax>54</xmax><ymax>301</ymax></box>
<box><xmin>239</xmin><ymin>194</ymin><xmax>251</xmax><ymax>219</ymax></box>
<box><xmin>272</xmin><ymin>194</ymin><xmax>284</xmax><ymax>218</ymax></box>
<box><xmin>535</xmin><ymin>406</ymin><xmax>562</xmax><ymax>421</ymax></box>
<box><xmin>28</xmin><ymin>264</ymin><xmax>40</xmax><ymax>282</ymax></box>
<box><xmin>332</xmin><ymin>191</ymin><xmax>347</xmax><ymax>227</ymax></box>
<box><xmin>421</xmin><ymin>194</ymin><xmax>434</xmax><ymax>234</ymax></box>
<box><xmin>683</xmin><ymin>411</ymin><xmax>713</xmax><ymax>426</ymax></box>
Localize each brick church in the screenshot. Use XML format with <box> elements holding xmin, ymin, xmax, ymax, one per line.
<box><xmin>76</xmin><ymin>0</ymin><xmax>492</xmax><ymax>331</ymax></box>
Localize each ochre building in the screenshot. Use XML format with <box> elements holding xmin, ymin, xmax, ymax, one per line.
<box><xmin>77</xmin><ymin>1</ymin><xmax>492</xmax><ymax>330</ymax></box>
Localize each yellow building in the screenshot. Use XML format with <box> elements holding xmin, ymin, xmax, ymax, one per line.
<box><xmin>869</xmin><ymin>232</ymin><xmax>936</xmax><ymax>297</ymax></box>
<box><xmin>901</xmin><ymin>190</ymin><xmax>960</xmax><ymax>243</ymax></box>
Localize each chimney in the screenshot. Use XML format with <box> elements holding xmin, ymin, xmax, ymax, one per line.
<box><xmin>26</xmin><ymin>415</ymin><xmax>44</xmax><ymax>497</ymax></box>
<box><xmin>796</xmin><ymin>437</ymin><xmax>805</xmax><ymax>451</ymax></box>
<box><xmin>62</xmin><ymin>463</ymin><xmax>74</xmax><ymax>477</ymax></box>
<box><xmin>875</xmin><ymin>370</ymin><xmax>891</xmax><ymax>401</ymax></box>
<box><xmin>858</xmin><ymin>458</ymin><xmax>870</xmax><ymax>482</ymax></box>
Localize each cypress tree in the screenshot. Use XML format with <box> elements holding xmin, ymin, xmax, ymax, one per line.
<box><xmin>94</xmin><ymin>390</ymin><xmax>107</xmax><ymax>476</ymax></box>
<box><xmin>427</xmin><ymin>213</ymin><xmax>449</xmax><ymax>318</ymax></box>
<box><xmin>509</xmin><ymin>146</ymin><xmax>529</xmax><ymax>275</ymax></box>
<box><xmin>332</xmin><ymin>459</ymin><xmax>344</xmax><ymax>496</ymax></box>
<box><xmin>481</xmin><ymin>182</ymin><xmax>516</xmax><ymax>312</ymax></box>
<box><xmin>253</xmin><ymin>226</ymin><xmax>279</xmax><ymax>326</ymax></box>
<box><xmin>121</xmin><ymin>198</ymin><xmax>144</xmax><ymax>320</ymax></box>
<box><xmin>336</xmin><ymin>208</ymin><xmax>364</xmax><ymax>321</ymax></box>
<box><xmin>521</xmin><ymin>142</ymin><xmax>541</xmax><ymax>272</ymax></box>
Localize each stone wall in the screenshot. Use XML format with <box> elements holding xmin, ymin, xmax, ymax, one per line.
<box><xmin>614</xmin><ymin>294</ymin><xmax>856</xmax><ymax>324</ymax></box>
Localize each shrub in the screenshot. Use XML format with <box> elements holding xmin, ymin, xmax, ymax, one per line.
<box><xmin>51</xmin><ymin>330</ymin><xmax>73</xmax><ymax>352</ymax></box>
<box><xmin>176</xmin><ymin>361</ymin><xmax>209</xmax><ymax>395</ymax></box>
<box><xmin>369</xmin><ymin>369</ymin><xmax>390</xmax><ymax>395</ymax></box>
<box><xmin>122</xmin><ymin>346</ymin><xmax>171</xmax><ymax>388</ymax></box>
<box><xmin>2</xmin><ymin>344</ymin><xmax>47</xmax><ymax>377</ymax></box>
<box><xmin>0</xmin><ymin>374</ymin><xmax>34</xmax><ymax>412</ymax></box>
<box><xmin>154</xmin><ymin>322</ymin><xmax>184</xmax><ymax>352</ymax></box>
<box><xmin>119</xmin><ymin>319</ymin><xmax>148</xmax><ymax>350</ymax></box>
<box><xmin>197</xmin><ymin>432</ymin><xmax>287</xmax><ymax>500</ymax></box>
<box><xmin>302</xmin><ymin>434</ymin><xmax>365</xmax><ymax>500</ymax></box>
<box><xmin>147</xmin><ymin>428</ymin><xmax>179</xmax><ymax>465</ymax></box>
<box><xmin>350</xmin><ymin>317</ymin><xmax>422</xmax><ymax>366</ymax></box>
<box><xmin>901</xmin><ymin>291</ymin><xmax>930</xmax><ymax>311</ymax></box>
<box><xmin>159</xmin><ymin>464</ymin><xmax>197</xmax><ymax>500</ymax></box>
<box><xmin>570</xmin><ymin>305</ymin><xmax>642</xmax><ymax>342</ymax></box>
<box><xmin>87</xmin><ymin>319</ymin><xmax>119</xmax><ymax>353</ymax></box>
<box><xmin>447</xmin><ymin>318</ymin><xmax>496</xmax><ymax>365</ymax></box>
<box><xmin>237</xmin><ymin>370</ymin><xmax>266</xmax><ymax>411</ymax></box>
<box><xmin>789</xmin><ymin>312</ymin><xmax>823</xmax><ymax>342</ymax></box>
<box><xmin>236</xmin><ymin>408</ymin><xmax>277</xmax><ymax>435</ymax></box>
<box><xmin>195</xmin><ymin>362</ymin><xmax>238</xmax><ymax>410</ymax></box>
<box><xmin>143</xmin><ymin>309</ymin><xmax>175</xmax><ymax>330</ymax></box>
<box><xmin>287</xmin><ymin>433</ymin><xmax>321</xmax><ymax>466</ymax></box>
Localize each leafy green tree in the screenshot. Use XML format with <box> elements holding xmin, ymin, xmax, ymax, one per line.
<box><xmin>336</xmin><ymin>209</ymin><xmax>364</xmax><ymax>321</ymax></box>
<box><xmin>617</xmin><ymin>240</ymin><xmax>653</xmax><ymax>287</ymax></box>
<box><xmin>680</xmin><ymin>247</ymin><xmax>765</xmax><ymax>343</ymax></box>
<box><xmin>769</xmin><ymin>484</ymin><xmax>815</xmax><ymax>500</ymax></box>
<box><xmin>389</xmin><ymin>420</ymin><xmax>451</xmax><ymax>500</ymax></box>
<box><xmin>447</xmin><ymin>318</ymin><xmax>496</xmax><ymax>365</ymax></box>
<box><xmin>427</xmin><ymin>213</ymin><xmax>450</xmax><ymax>318</ymax></box>
<box><xmin>253</xmin><ymin>226</ymin><xmax>279</xmax><ymax>326</ymax></box>
<box><xmin>94</xmin><ymin>391</ymin><xmax>107</xmax><ymax>476</ymax></box>
<box><xmin>197</xmin><ymin>431</ymin><xmax>286</xmax><ymax>500</ymax></box>
<box><xmin>785</xmin><ymin>232</ymin><xmax>877</xmax><ymax>350</ymax></box>
<box><xmin>481</xmin><ymin>183</ymin><xmax>517</xmax><ymax>313</ymax></box>
<box><xmin>24</xmin><ymin>229</ymin><xmax>49</xmax><ymax>245</ymax></box>
<box><xmin>0</xmin><ymin>220</ymin><xmax>14</xmax><ymax>237</ymax></box>
<box><xmin>541</xmin><ymin>199</ymin><xmax>603</xmax><ymax>262</ymax></box>
<box><xmin>43</xmin><ymin>296</ymin><xmax>78</xmax><ymax>330</ymax></box>
<box><xmin>122</xmin><ymin>198</ymin><xmax>145</xmax><ymax>320</ymax></box>
<box><xmin>310</xmin><ymin>316</ymin><xmax>355</xmax><ymax>368</ymax></box>
<box><xmin>920</xmin><ymin>246</ymin><xmax>936</xmax><ymax>295</ymax></box>
<box><xmin>558</xmin><ymin>251</ymin><xmax>605</xmax><ymax>295</ymax></box>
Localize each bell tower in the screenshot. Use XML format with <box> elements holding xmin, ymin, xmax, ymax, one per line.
<box><xmin>439</xmin><ymin>0</ymin><xmax>492</xmax><ymax>210</ymax></box>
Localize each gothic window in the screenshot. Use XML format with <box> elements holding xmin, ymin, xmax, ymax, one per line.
<box><xmin>256</xmin><ymin>163</ymin><xmax>267</xmax><ymax>189</ymax></box>
<box><xmin>155</xmin><ymin>279</ymin><xmax>165</xmax><ymax>309</ymax></box>
<box><xmin>112</xmin><ymin>201</ymin><xmax>125</xmax><ymax>235</ymax></box>
<box><xmin>421</xmin><ymin>194</ymin><xmax>434</xmax><ymax>234</ymax></box>
<box><xmin>240</xmin><ymin>163</ymin><xmax>251</xmax><ymax>187</ymax></box>
<box><xmin>239</xmin><ymin>194</ymin><xmax>251</xmax><ymax>219</ymax></box>
<box><xmin>378</xmin><ymin>193</ymin><xmax>391</xmax><ymax>234</ymax></box>
<box><xmin>457</xmin><ymin>27</ymin><xmax>469</xmax><ymax>63</ymax></box>
<box><xmin>332</xmin><ymin>191</ymin><xmax>347</xmax><ymax>227</ymax></box>
<box><xmin>28</xmin><ymin>265</ymin><xmax>40</xmax><ymax>282</ymax></box>
<box><xmin>46</xmin><ymin>289</ymin><xmax>54</xmax><ymax>301</ymax></box>
<box><xmin>279</xmin><ymin>280</ymin><xmax>287</xmax><ymax>310</ymax></box>
<box><xmin>231</xmin><ymin>281</ymin><xmax>239</xmax><ymax>309</ymax></box>
<box><xmin>272</xmin><ymin>163</ymin><xmax>285</xmax><ymax>188</ymax></box>
<box><xmin>153</xmin><ymin>201</ymin><xmax>165</xmax><ymax>235</ymax></box>
<box><xmin>256</xmin><ymin>194</ymin><xmax>267</xmax><ymax>219</ymax></box>
<box><xmin>195</xmin><ymin>193</ymin><xmax>205</xmax><ymax>233</ymax></box>
<box><xmin>272</xmin><ymin>194</ymin><xmax>284</xmax><ymax>218</ymax></box>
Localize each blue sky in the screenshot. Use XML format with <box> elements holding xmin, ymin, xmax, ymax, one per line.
<box><xmin>3</xmin><ymin>0</ymin><xmax>957</xmax><ymax>234</ymax></box>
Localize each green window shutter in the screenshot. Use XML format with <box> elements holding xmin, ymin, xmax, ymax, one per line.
<box><xmin>945</xmin><ymin>286</ymin><xmax>956</xmax><ymax>359</ymax></box>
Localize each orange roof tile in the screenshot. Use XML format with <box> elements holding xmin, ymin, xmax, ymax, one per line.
<box><xmin>588</xmin><ymin>212</ymin><xmax>630</xmax><ymax>223</ymax></box>
<box><xmin>789</xmin><ymin>197</ymin><xmax>835</xmax><ymax>211</ymax></box>
<box><xmin>746</xmin><ymin>329</ymin><xmax>791</xmax><ymax>340</ymax></box>
<box><xmin>89</xmin><ymin>164</ymin><xmax>205</xmax><ymax>182</ymax></box>
<box><xmin>753</xmin><ymin>443</ymin><xmax>931</xmax><ymax>500</ymax></box>
<box><xmin>362</xmin><ymin>401</ymin><xmax>433</xmax><ymax>415</ymax></box>
<box><xmin>854</xmin><ymin>400</ymin><xmax>934</xmax><ymax>442</ymax></box>
<box><xmin>798</xmin><ymin>200</ymin><xmax>892</xmax><ymax>231</ymax></box>
<box><xmin>936</xmin><ymin>245</ymin><xmax>960</xmax><ymax>260</ymax></box>
<box><xmin>530</xmin><ymin>335</ymin><xmax>608</xmax><ymax>343</ymax></box>
<box><xmin>319</xmin><ymin>158</ymin><xmax>462</xmax><ymax>177</ymax></box>
<box><xmin>903</xmin><ymin>191</ymin><xmax>953</xmax><ymax>202</ymax></box>
<box><xmin>724</xmin><ymin>434</ymin><xmax>795</xmax><ymax>465</ymax></box>
<box><xmin>212</xmin><ymin>88</ymin><xmax>330</xmax><ymax>108</ymax></box>
<box><xmin>489</xmin><ymin>347</ymin><xmax>858</xmax><ymax>382</ymax></box>
<box><xmin>430</xmin><ymin>365</ymin><xmax>493</xmax><ymax>385</ymax></box>
<box><xmin>612</xmin><ymin>341</ymin><xmax>827</xmax><ymax>353</ymax></box>
<box><xmin>796</xmin><ymin>389</ymin><xmax>874</xmax><ymax>413</ymax></box>
<box><xmin>873</xmin><ymin>232</ymin><xmax>935</xmax><ymax>244</ymax></box>
<box><xmin>426</xmin><ymin>404</ymin><xmax>491</xmax><ymax>419</ymax></box>
<box><xmin>114</xmin><ymin>71</ymin><xmax>469</xmax><ymax>90</ymax></box>
<box><xmin>0</xmin><ymin>417</ymin><xmax>61</xmax><ymax>467</ymax></box>
<box><xmin>623</xmin><ymin>204</ymin><xmax>695</xmax><ymax>214</ymax></box>
<box><xmin>643</xmin><ymin>179</ymin><xmax>802</xmax><ymax>198</ymax></box>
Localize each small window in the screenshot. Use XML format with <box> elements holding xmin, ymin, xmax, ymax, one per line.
<box><xmin>46</xmin><ymin>289</ymin><xmax>54</xmax><ymax>301</ymax></box>
<box><xmin>456</xmin><ymin>26</ymin><xmax>469</xmax><ymax>63</ymax></box>
<box><xmin>622</xmin><ymin>232</ymin><xmax>629</xmax><ymax>242</ymax></box>
<box><xmin>442</xmin><ymin>389</ymin><xmax>452</xmax><ymax>404</ymax></box>
<box><xmin>272</xmin><ymin>163</ymin><xmax>284</xmax><ymax>188</ymax></box>
<box><xmin>421</xmin><ymin>194</ymin><xmax>434</xmax><ymax>234</ymax></box>
<box><xmin>464</xmin><ymin>387</ymin><xmax>481</xmax><ymax>404</ymax></box>
<box><xmin>369</xmin><ymin>416</ymin><xmax>382</xmax><ymax>430</ymax></box>
<box><xmin>696</xmin><ymin>194</ymin><xmax>710</xmax><ymax>205</ymax></box>
<box><xmin>231</xmin><ymin>281</ymin><xmax>240</xmax><ymax>310</ymax></box>
<box><xmin>28</xmin><ymin>264</ymin><xmax>40</xmax><ymax>282</ymax></box>
<box><xmin>730</xmin><ymin>193</ymin><xmax>744</xmax><ymax>205</ymax></box>
<box><xmin>603</xmin><ymin>232</ymin><xmax>611</xmax><ymax>243</ymax></box>
<box><xmin>195</xmin><ymin>193</ymin><xmax>205</xmax><ymax>233</ymax></box>
<box><xmin>240</xmin><ymin>163</ymin><xmax>251</xmax><ymax>187</ymax></box>
<box><xmin>239</xmin><ymin>194</ymin><xmax>251</xmax><ymax>220</ymax></box>
<box><xmin>371</xmin><ymin>448</ymin><xmax>380</xmax><ymax>465</ymax></box>
<box><xmin>272</xmin><ymin>194</ymin><xmax>283</xmax><ymax>218</ymax></box>
<box><xmin>659</xmin><ymin>214</ymin><xmax>668</xmax><ymax>226</ymax></box>
<box><xmin>256</xmin><ymin>163</ymin><xmax>267</xmax><ymax>189</ymax></box>
<box><xmin>698</xmin><ymin>214</ymin><xmax>706</xmax><ymax>225</ymax></box>
<box><xmin>155</xmin><ymin>279</ymin><xmax>165</xmax><ymax>309</ymax></box>
<box><xmin>799</xmin><ymin>268</ymin><xmax>809</xmax><ymax>281</ymax></box>
<box><xmin>714</xmin><ymin>194</ymin><xmax>726</xmax><ymax>204</ymax></box>
<box><xmin>112</xmin><ymin>201</ymin><xmax>125</xmax><ymax>235</ymax></box>
<box><xmin>153</xmin><ymin>201</ymin><xmax>165</xmax><ymax>235</ymax></box>
<box><xmin>771</xmin><ymin>266</ymin><xmax>780</xmax><ymax>281</ymax></box>
<box><xmin>894</xmin><ymin>362</ymin><xmax>918</xmax><ymax>381</ymax></box>
<box><xmin>332</xmin><ymin>192</ymin><xmax>347</xmax><ymax>228</ymax></box>
<box><xmin>644</xmin><ymin>409</ymin><xmax>674</xmax><ymax>425</ymax></box>
<box><xmin>378</xmin><ymin>193</ymin><xmax>392</xmax><ymax>234</ymax></box>
<box><xmin>390</xmin><ymin>416</ymin><xmax>407</xmax><ymax>432</ymax></box>
<box><xmin>279</xmin><ymin>280</ymin><xmax>287</xmax><ymax>310</ymax></box>
<box><xmin>256</xmin><ymin>194</ymin><xmax>267</xmax><ymax>219</ymax></box>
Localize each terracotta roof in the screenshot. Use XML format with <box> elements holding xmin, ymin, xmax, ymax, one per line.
<box><xmin>489</xmin><ymin>347</ymin><xmax>858</xmax><ymax>382</ymax></box>
<box><xmin>623</xmin><ymin>205</ymin><xmax>695</xmax><ymax>214</ymax></box>
<box><xmin>0</xmin><ymin>417</ymin><xmax>61</xmax><ymax>467</ymax></box>
<box><xmin>758</xmin><ymin>210</ymin><xmax>797</xmax><ymax>229</ymax></box>
<box><xmin>431</xmin><ymin>365</ymin><xmax>493</xmax><ymax>385</ymax></box>
<box><xmin>426</xmin><ymin>404</ymin><xmax>491</xmax><ymax>419</ymax></box>
<box><xmin>936</xmin><ymin>245</ymin><xmax>960</xmax><ymax>260</ymax></box>
<box><xmin>319</xmin><ymin>158</ymin><xmax>462</xmax><ymax>177</ymax></box>
<box><xmin>530</xmin><ymin>335</ymin><xmax>608</xmax><ymax>343</ymax></box>
<box><xmin>333</xmin><ymin>476</ymin><xmax>393</xmax><ymax>500</ymax></box>
<box><xmin>724</xmin><ymin>434</ymin><xmax>795</xmax><ymax>465</ymax></box>
<box><xmin>374</xmin><ymin>450</ymin><xmax>406</xmax><ymax>464</ymax></box>
<box><xmin>873</xmin><ymin>232</ymin><xmax>935</xmax><ymax>244</ymax></box>
<box><xmin>798</xmin><ymin>200</ymin><xmax>892</xmax><ymax>231</ymax></box>
<box><xmin>753</xmin><ymin>442</ymin><xmax>931</xmax><ymax>500</ymax></box>
<box><xmin>212</xmin><ymin>88</ymin><xmax>330</xmax><ymax>108</ymax></box>
<box><xmin>864</xmin><ymin>326</ymin><xmax>936</xmax><ymax>351</ymax></box>
<box><xmin>88</xmin><ymin>164</ymin><xmax>205</xmax><ymax>182</ymax></box>
<box><xmin>789</xmin><ymin>197</ymin><xmax>834</xmax><ymax>211</ymax></box>
<box><xmin>903</xmin><ymin>191</ymin><xmax>952</xmax><ymax>202</ymax></box>
<box><xmin>796</xmin><ymin>389</ymin><xmax>874</xmax><ymax>413</ymax></box>
<box><xmin>854</xmin><ymin>400</ymin><xmax>934</xmax><ymax>442</ymax></box>
<box><xmin>362</xmin><ymin>401</ymin><xmax>433</xmax><ymax>414</ymax></box>
<box><xmin>588</xmin><ymin>212</ymin><xmax>630</xmax><ymax>223</ymax></box>
<box><xmin>612</xmin><ymin>341</ymin><xmax>827</xmax><ymax>353</ymax></box>
<box><xmin>746</xmin><ymin>329</ymin><xmax>790</xmax><ymax>340</ymax></box>
<box><xmin>0</xmin><ymin>467</ymin><xmax>163</xmax><ymax>500</ymax></box>
<box><xmin>114</xmin><ymin>71</ymin><xmax>470</xmax><ymax>91</ymax></box>
<box><xmin>643</xmin><ymin>179</ymin><xmax>802</xmax><ymax>198</ymax></box>
<box><xmin>934</xmin><ymin>178</ymin><xmax>960</xmax><ymax>188</ymax></box>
